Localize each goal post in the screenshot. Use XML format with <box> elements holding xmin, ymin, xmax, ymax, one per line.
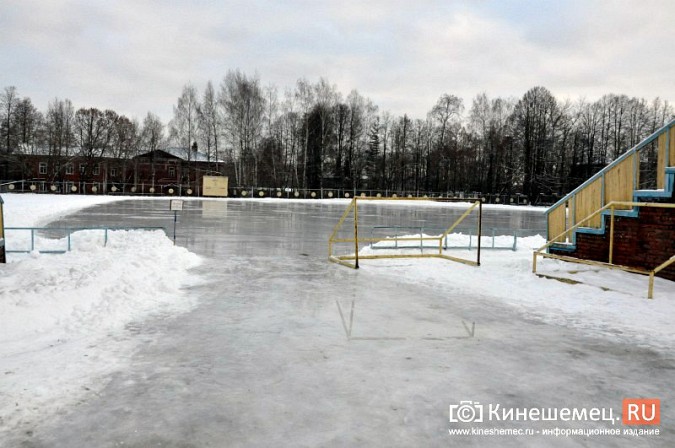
<box><xmin>328</xmin><ymin>197</ymin><xmax>483</xmax><ymax>269</ymax></box>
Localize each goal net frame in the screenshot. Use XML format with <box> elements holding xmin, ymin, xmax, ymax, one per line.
<box><xmin>328</xmin><ymin>197</ymin><xmax>483</xmax><ymax>269</ymax></box>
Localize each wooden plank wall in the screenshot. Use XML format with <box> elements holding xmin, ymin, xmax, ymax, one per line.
<box><xmin>575</xmin><ymin>178</ymin><xmax>603</xmax><ymax>228</ymax></box>
<box><xmin>604</xmin><ymin>154</ymin><xmax>635</xmax><ymax>209</ymax></box>
<box><xmin>547</xmin><ymin>202</ymin><xmax>567</xmax><ymax>242</ymax></box>
<box><xmin>659</xmin><ymin>127</ymin><xmax>675</xmax><ymax>187</ymax></box>
<box><xmin>658</xmin><ymin>133</ymin><xmax>667</xmax><ymax>188</ymax></box>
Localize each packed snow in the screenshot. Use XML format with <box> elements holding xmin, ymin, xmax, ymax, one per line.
<box><xmin>361</xmin><ymin>234</ymin><xmax>675</xmax><ymax>351</ymax></box>
<box><xmin>0</xmin><ymin>194</ymin><xmax>201</xmax><ymax>434</ymax></box>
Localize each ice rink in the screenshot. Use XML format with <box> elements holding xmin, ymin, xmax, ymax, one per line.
<box><xmin>2</xmin><ymin>199</ymin><xmax>672</xmax><ymax>447</ymax></box>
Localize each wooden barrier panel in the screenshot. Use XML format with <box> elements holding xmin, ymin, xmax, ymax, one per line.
<box><xmin>658</xmin><ymin>128</ymin><xmax>675</xmax><ymax>186</ymax></box>
<box><xmin>575</xmin><ymin>178</ymin><xmax>602</xmax><ymax>228</ymax></box>
<box><xmin>658</xmin><ymin>133</ymin><xmax>667</xmax><ymax>189</ymax></box>
<box><xmin>202</xmin><ymin>176</ymin><xmax>228</xmax><ymax>197</ymax></box>
<box><xmin>547</xmin><ymin>202</ymin><xmax>567</xmax><ymax>243</ymax></box>
<box><xmin>605</xmin><ymin>154</ymin><xmax>635</xmax><ymax>209</ymax></box>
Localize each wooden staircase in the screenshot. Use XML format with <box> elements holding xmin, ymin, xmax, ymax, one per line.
<box><xmin>541</xmin><ymin>119</ymin><xmax>675</xmax><ymax>285</ymax></box>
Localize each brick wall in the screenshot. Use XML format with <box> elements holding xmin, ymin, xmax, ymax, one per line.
<box><xmin>551</xmin><ymin>199</ymin><xmax>675</xmax><ymax>281</ymax></box>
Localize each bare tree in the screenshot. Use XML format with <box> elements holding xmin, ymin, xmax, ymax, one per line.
<box><xmin>73</xmin><ymin>108</ymin><xmax>117</xmax><ymax>182</ymax></box>
<box><xmin>219</xmin><ymin>70</ymin><xmax>265</xmax><ymax>185</ymax></box>
<box><xmin>14</xmin><ymin>98</ymin><xmax>43</xmax><ymax>154</ymax></box>
<box><xmin>139</xmin><ymin>112</ymin><xmax>164</xmax><ymax>187</ymax></box>
<box><xmin>0</xmin><ymin>86</ymin><xmax>19</xmax><ymax>154</ymax></box>
<box><xmin>43</xmin><ymin>98</ymin><xmax>75</xmax><ymax>182</ymax></box>
<box><xmin>197</xmin><ymin>81</ymin><xmax>220</xmax><ymax>165</ymax></box>
<box><xmin>294</xmin><ymin>78</ymin><xmax>314</xmax><ymax>188</ymax></box>
<box><xmin>429</xmin><ymin>93</ymin><xmax>463</xmax><ymax>149</ymax></box>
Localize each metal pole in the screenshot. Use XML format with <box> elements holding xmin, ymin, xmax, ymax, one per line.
<box><xmin>477</xmin><ymin>200</ymin><xmax>482</xmax><ymax>266</ymax></box>
<box><xmin>532</xmin><ymin>252</ymin><xmax>538</xmax><ymax>273</ymax></box>
<box><xmin>609</xmin><ymin>205</ymin><xmax>615</xmax><ymax>264</ymax></box>
<box><xmin>353</xmin><ymin>198</ymin><xmax>359</xmax><ymax>269</ymax></box>
<box><xmin>173</xmin><ymin>211</ymin><xmax>177</xmax><ymax>245</ymax></box>
<box><xmin>648</xmin><ymin>272</ymin><xmax>655</xmax><ymax>299</ymax></box>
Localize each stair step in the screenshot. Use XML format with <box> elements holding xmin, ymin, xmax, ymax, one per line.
<box><xmin>550</xmin><ymin>241</ymin><xmax>575</xmax><ymax>251</ymax></box>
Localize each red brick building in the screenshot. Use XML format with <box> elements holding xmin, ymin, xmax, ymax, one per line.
<box><xmin>2</xmin><ymin>147</ymin><xmax>229</xmax><ymax>195</ymax></box>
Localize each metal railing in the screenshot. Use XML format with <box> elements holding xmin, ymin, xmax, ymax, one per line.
<box><xmin>533</xmin><ymin>201</ymin><xmax>675</xmax><ymax>299</ymax></box>
<box><xmin>546</xmin><ymin>119</ymin><xmax>675</xmax><ymax>243</ymax></box>
<box><xmin>368</xmin><ymin>226</ymin><xmax>541</xmax><ymax>251</ymax></box>
<box><xmin>5</xmin><ymin>226</ymin><xmax>166</xmax><ymax>254</ymax></box>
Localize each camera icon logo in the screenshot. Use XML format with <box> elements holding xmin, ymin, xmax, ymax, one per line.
<box><xmin>449</xmin><ymin>401</ymin><xmax>484</xmax><ymax>423</ymax></box>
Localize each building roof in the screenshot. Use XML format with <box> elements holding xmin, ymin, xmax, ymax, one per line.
<box><xmin>136</xmin><ymin>148</ymin><xmax>223</xmax><ymax>163</ymax></box>
<box><xmin>164</xmin><ymin>147</ymin><xmax>215</xmax><ymax>162</ymax></box>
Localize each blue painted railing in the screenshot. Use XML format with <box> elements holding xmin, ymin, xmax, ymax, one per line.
<box><xmin>368</xmin><ymin>225</ymin><xmax>543</xmax><ymax>251</ymax></box>
<box><xmin>5</xmin><ymin>226</ymin><xmax>166</xmax><ymax>254</ymax></box>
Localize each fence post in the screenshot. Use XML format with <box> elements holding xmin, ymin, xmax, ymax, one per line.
<box><xmin>353</xmin><ymin>198</ymin><xmax>359</xmax><ymax>269</ymax></box>
<box><xmin>609</xmin><ymin>205</ymin><xmax>615</xmax><ymax>264</ymax></box>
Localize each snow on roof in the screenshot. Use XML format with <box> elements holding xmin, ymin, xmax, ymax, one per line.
<box><xmin>164</xmin><ymin>147</ymin><xmax>223</xmax><ymax>163</ymax></box>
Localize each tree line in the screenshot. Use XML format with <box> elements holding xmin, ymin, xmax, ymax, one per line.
<box><xmin>1</xmin><ymin>74</ymin><xmax>672</xmax><ymax>200</ymax></box>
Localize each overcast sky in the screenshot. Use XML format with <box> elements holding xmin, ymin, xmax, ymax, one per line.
<box><xmin>1</xmin><ymin>0</ymin><xmax>673</xmax><ymax>123</ymax></box>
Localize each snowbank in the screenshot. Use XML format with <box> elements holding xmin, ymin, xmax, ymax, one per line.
<box><xmin>0</xmin><ymin>229</ymin><xmax>201</xmax><ymax>354</ymax></box>
<box><xmin>0</xmin><ymin>194</ymin><xmax>202</xmax><ymax>434</ymax></box>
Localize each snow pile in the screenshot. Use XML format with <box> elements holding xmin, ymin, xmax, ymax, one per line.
<box><xmin>0</xmin><ymin>194</ymin><xmax>202</xmax><ymax>433</ymax></box>
<box><xmin>359</xmin><ymin>234</ymin><xmax>675</xmax><ymax>351</ymax></box>
<box><xmin>0</xmin><ymin>229</ymin><xmax>201</xmax><ymax>355</ymax></box>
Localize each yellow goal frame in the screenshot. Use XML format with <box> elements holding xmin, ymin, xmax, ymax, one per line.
<box><xmin>328</xmin><ymin>197</ymin><xmax>483</xmax><ymax>269</ymax></box>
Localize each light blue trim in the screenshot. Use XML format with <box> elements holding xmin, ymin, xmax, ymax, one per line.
<box><xmin>634</xmin><ymin>167</ymin><xmax>675</xmax><ymax>198</ymax></box>
<box><xmin>550</xmin><ymin>243</ymin><xmax>576</xmax><ymax>252</ymax></box>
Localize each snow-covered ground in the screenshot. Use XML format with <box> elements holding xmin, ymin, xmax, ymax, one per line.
<box><xmin>361</xmin><ymin>235</ymin><xmax>675</xmax><ymax>352</ymax></box>
<box><xmin>0</xmin><ymin>194</ymin><xmax>201</xmax><ymax>435</ymax></box>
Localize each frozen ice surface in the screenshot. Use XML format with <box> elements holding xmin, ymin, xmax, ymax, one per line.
<box><xmin>0</xmin><ymin>197</ymin><xmax>673</xmax><ymax>447</ymax></box>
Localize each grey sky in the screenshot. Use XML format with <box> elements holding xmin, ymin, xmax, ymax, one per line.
<box><xmin>1</xmin><ymin>0</ymin><xmax>673</xmax><ymax>123</ymax></box>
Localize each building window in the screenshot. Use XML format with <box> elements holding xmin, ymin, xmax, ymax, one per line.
<box><xmin>65</xmin><ymin>163</ymin><xmax>74</xmax><ymax>175</ymax></box>
<box><xmin>39</xmin><ymin>162</ymin><xmax>47</xmax><ymax>175</ymax></box>
<box><xmin>169</xmin><ymin>166</ymin><xmax>175</xmax><ymax>178</ymax></box>
<box><xmin>80</xmin><ymin>164</ymin><xmax>86</xmax><ymax>174</ymax></box>
<box><xmin>111</xmin><ymin>167</ymin><xmax>117</xmax><ymax>177</ymax></box>
<box><xmin>93</xmin><ymin>164</ymin><xmax>100</xmax><ymax>175</ymax></box>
